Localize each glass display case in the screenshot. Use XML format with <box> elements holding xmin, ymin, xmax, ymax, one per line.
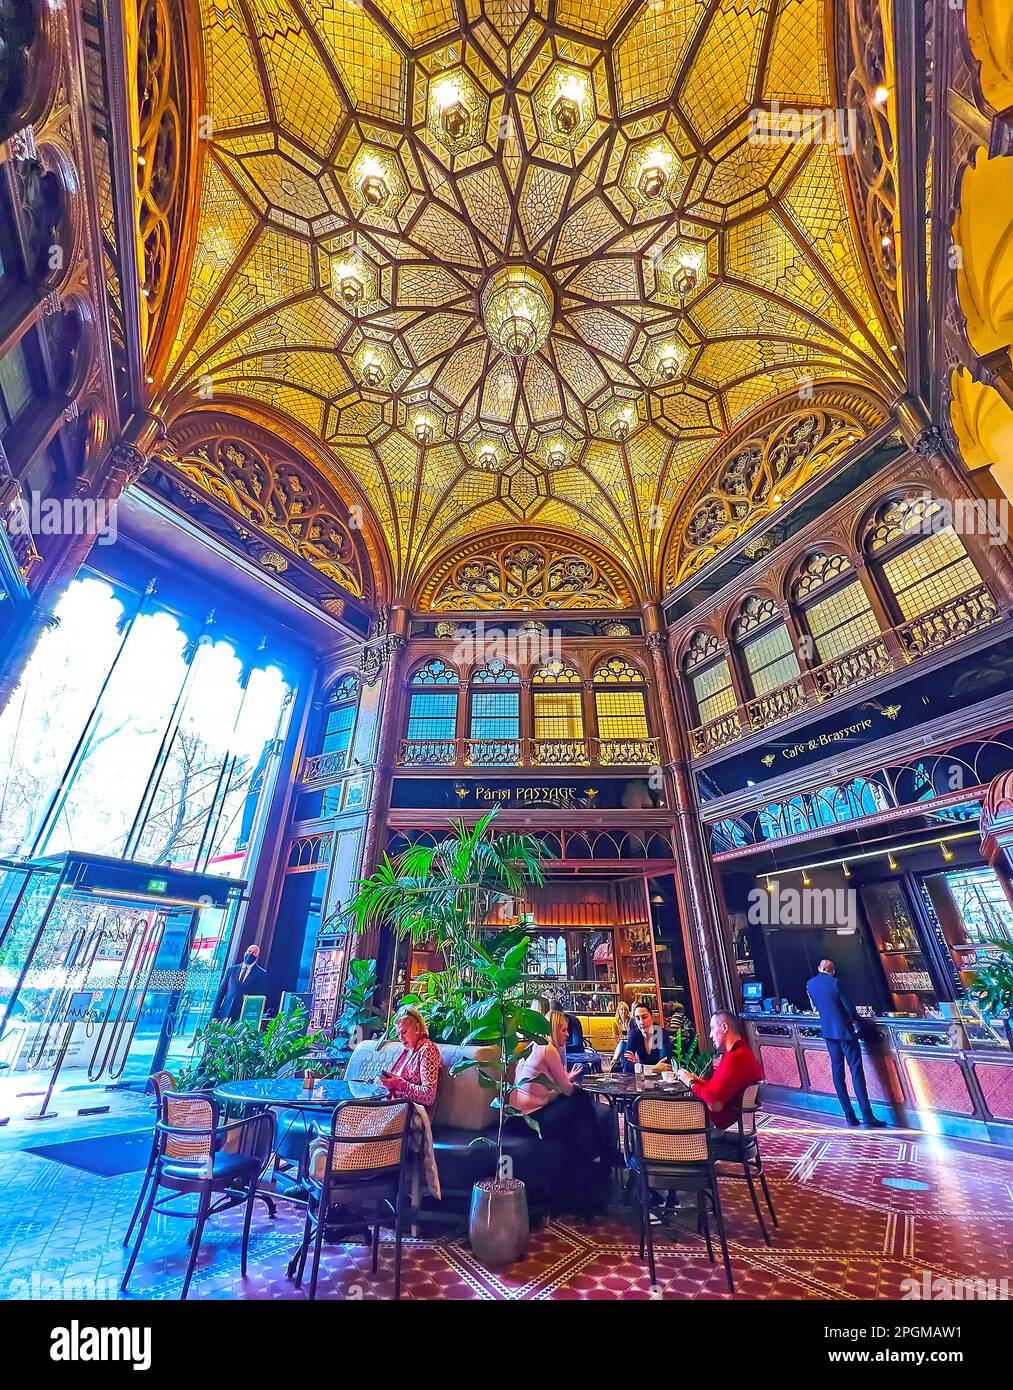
<box><xmin>858</xmin><ymin>879</ymin><xmax>938</xmax><ymax>1015</ymax></box>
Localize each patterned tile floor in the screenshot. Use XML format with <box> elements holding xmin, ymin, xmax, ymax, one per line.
<box><xmin>0</xmin><ymin>1086</ymin><xmax>1011</xmax><ymax>1300</ymax></box>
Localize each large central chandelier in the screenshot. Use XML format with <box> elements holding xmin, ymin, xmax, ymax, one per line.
<box><xmin>480</xmin><ymin>266</ymin><xmax>554</xmax><ymax>358</ymax></box>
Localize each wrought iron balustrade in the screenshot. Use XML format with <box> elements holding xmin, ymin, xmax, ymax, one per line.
<box><xmin>898</xmin><ymin>585</ymin><xmax>999</xmax><ymax>657</ymax></box>
<box><xmin>530</xmin><ymin>739</ymin><xmax>589</xmax><ymax>766</ymax></box>
<box><xmin>745</xmin><ymin>677</ymin><xmax>808</xmax><ymax>730</ymax></box>
<box><xmin>594</xmin><ymin>737</ymin><xmax>661</xmax><ymax>767</ymax></box>
<box><xmin>810</xmin><ymin>636</ymin><xmax>892</xmax><ymax>698</ymax></box>
<box><xmin>464</xmin><ymin>737</ymin><xmax>522</xmax><ymax>766</ymax></box>
<box><xmin>300</xmin><ymin>749</ymin><xmax>349</xmax><ymax>783</ymax></box>
<box><xmin>399</xmin><ymin>738</ymin><xmax>457</xmax><ymax>766</ymax></box>
<box><xmin>691</xmin><ymin>710</ymin><xmax>743</xmax><ymax>757</ymax></box>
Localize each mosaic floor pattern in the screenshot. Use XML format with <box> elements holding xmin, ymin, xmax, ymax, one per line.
<box><xmin>0</xmin><ymin>1093</ymin><xmax>1010</xmax><ymax>1300</ymax></box>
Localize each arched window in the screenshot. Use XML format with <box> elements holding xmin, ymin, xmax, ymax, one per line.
<box><xmin>683</xmin><ymin>631</ymin><xmax>737</xmax><ymax>726</ymax></box>
<box><xmin>593</xmin><ymin>656</ymin><xmax>650</xmax><ymax>749</ymax></box>
<box><xmin>315</xmin><ymin>674</ymin><xmax>359</xmax><ymax>768</ymax></box>
<box><xmin>732</xmin><ymin>596</ymin><xmax>800</xmax><ymax>698</ymax></box>
<box><xmin>793</xmin><ymin>553</ymin><xmax>881</xmax><ymax>664</ymax></box>
<box><xmin>865</xmin><ymin>496</ymin><xmax>985</xmax><ymax>624</ymax></box>
<box><xmin>404</xmin><ymin>658</ymin><xmax>458</xmax><ymax>754</ymax></box>
<box><xmin>531</xmin><ymin>658</ymin><xmax>584</xmax><ymax>750</ymax></box>
<box><xmin>468</xmin><ymin>661</ymin><xmax>520</xmax><ymax>763</ymax></box>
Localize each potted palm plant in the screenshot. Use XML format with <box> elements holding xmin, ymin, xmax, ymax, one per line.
<box><xmin>329</xmin><ymin>957</ymin><xmax>383</xmax><ymax>1071</ymax></box>
<box><xmin>452</xmin><ymin>932</ymin><xmax>552</xmax><ymax>1267</ymax></box>
<box><xmin>349</xmin><ymin>807</ymin><xmax>547</xmax><ymax>1039</ymax></box>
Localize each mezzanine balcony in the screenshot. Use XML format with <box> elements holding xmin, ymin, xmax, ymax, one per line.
<box><xmin>689</xmin><ymin>586</ymin><xmax>1001</xmax><ymax>759</ymax></box>
<box><xmin>396</xmin><ymin>735</ymin><xmax>661</xmax><ymax>769</ymax></box>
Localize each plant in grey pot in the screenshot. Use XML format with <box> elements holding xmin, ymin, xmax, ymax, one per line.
<box><xmin>453</xmin><ymin>933</ymin><xmax>552</xmax><ymax>1269</ymax></box>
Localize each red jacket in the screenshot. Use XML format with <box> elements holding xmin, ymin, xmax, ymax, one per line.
<box><xmin>691</xmin><ymin>1039</ymin><xmax>763</xmax><ymax>1130</ymax></box>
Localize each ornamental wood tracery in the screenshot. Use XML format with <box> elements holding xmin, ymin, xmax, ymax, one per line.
<box><xmin>416</xmin><ymin>530</ymin><xmax>637</xmax><ymax>611</ymax></box>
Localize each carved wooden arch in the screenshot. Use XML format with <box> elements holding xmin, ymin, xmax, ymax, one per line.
<box><xmin>723</xmin><ymin>589</ymin><xmax>786</xmax><ymax>646</ymax></box>
<box><xmin>0</xmin><ymin>0</ymin><xmax>61</xmax><ymax>144</ymax></box>
<box><xmin>415</xmin><ymin>528</ymin><xmax>641</xmax><ymax>612</ymax></box>
<box><xmin>783</xmin><ymin>547</ymin><xmax>861</xmax><ymax>607</ymax></box>
<box><xmin>157</xmin><ymin>409</ymin><xmax>384</xmax><ymax>603</ymax></box>
<box><xmin>853</xmin><ymin>481</ymin><xmax>946</xmax><ymax>555</ymax></box>
<box><xmin>675</xmin><ymin>626</ymin><xmax>726</xmax><ymax>674</ymax></box>
<box><xmin>660</xmin><ymin>386</ymin><xmax>890</xmax><ymax>592</ymax></box>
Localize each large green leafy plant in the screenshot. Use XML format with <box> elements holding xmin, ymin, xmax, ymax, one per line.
<box><xmin>350</xmin><ymin>807</ymin><xmax>547</xmax><ymax>1041</ymax></box>
<box><xmin>176</xmin><ymin>1004</ymin><xmax>324</xmax><ymax>1091</ymax></box>
<box><xmin>967</xmin><ymin>941</ymin><xmax>1013</xmax><ymax>1016</ymax></box>
<box><xmin>334</xmin><ymin>958</ymin><xmax>384</xmax><ymax>1045</ymax></box>
<box><xmin>451</xmin><ymin>932</ymin><xmax>553</xmax><ymax>1180</ymax></box>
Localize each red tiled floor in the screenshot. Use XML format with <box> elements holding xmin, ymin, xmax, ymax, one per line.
<box><xmin>0</xmin><ymin>1104</ymin><xmax>1010</xmax><ymax>1299</ymax></box>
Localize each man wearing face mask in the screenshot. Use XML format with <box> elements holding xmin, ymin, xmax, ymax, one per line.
<box><xmin>213</xmin><ymin>944</ymin><xmax>268</xmax><ymax>1021</ymax></box>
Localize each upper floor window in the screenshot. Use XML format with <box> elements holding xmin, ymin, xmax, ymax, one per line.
<box><xmin>593</xmin><ymin>657</ymin><xmax>649</xmax><ymax>742</ymax></box>
<box><xmin>406</xmin><ymin>659</ymin><xmax>458</xmax><ymax>747</ymax></box>
<box><xmin>733</xmin><ymin>597</ymin><xmax>800</xmax><ymax>698</ymax></box>
<box><xmin>468</xmin><ymin>663</ymin><xmax>520</xmax><ymax>751</ymax></box>
<box><xmin>865</xmin><ymin>497</ymin><xmax>983</xmax><ymax>622</ymax></box>
<box><xmin>532</xmin><ymin>658</ymin><xmax>580</xmax><ymax>685</ymax></box>
<box><xmin>683</xmin><ymin>631</ymin><xmax>736</xmax><ymax>726</ymax></box>
<box><xmin>793</xmin><ymin>553</ymin><xmax>881</xmax><ymax>663</ymax></box>
<box><xmin>316</xmin><ymin>674</ymin><xmax>359</xmax><ymax>767</ymax></box>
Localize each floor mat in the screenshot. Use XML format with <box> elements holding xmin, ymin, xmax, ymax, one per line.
<box><xmin>25</xmin><ymin>1130</ymin><xmax>152</xmax><ymax>1177</ymax></box>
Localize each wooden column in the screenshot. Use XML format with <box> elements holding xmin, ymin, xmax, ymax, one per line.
<box><xmin>644</xmin><ymin>604</ymin><xmax>736</xmax><ymax>1032</ymax></box>
<box><xmin>353</xmin><ymin>604</ymin><xmax>409</xmax><ymax>960</ymax></box>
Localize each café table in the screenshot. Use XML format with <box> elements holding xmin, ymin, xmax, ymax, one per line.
<box><xmin>214</xmin><ymin>1077</ymin><xmax>389</xmax><ymax>1275</ymax></box>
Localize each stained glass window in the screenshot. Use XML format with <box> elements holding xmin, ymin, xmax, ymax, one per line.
<box><xmin>469</xmin><ymin>691</ymin><xmax>519</xmax><ymax>741</ymax></box>
<box><xmin>803</xmin><ymin>581</ymin><xmax>881</xmax><ymax>662</ymax></box>
<box><xmin>406</xmin><ymin>691</ymin><xmax>457</xmax><ymax>742</ymax></box>
<box><xmin>740</xmin><ymin>623</ymin><xmax>801</xmax><ymax>698</ymax></box>
<box><xmin>319</xmin><ymin>675</ymin><xmax>359</xmax><ymax>762</ymax></box>
<box><xmin>595</xmin><ymin>689</ymin><xmax>649</xmax><ymax>741</ymax></box>
<box><xmin>690</xmin><ymin>657</ymin><xmax>737</xmax><ymax>725</ymax></box>
<box><xmin>879</xmin><ymin>528</ymin><xmax>981</xmax><ymax>620</ymax></box>
<box><xmin>533</xmin><ymin>690</ymin><xmax>584</xmax><ymax>740</ymax></box>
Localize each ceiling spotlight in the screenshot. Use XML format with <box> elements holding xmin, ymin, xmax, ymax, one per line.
<box><xmin>333</xmin><ymin>260</ymin><xmax>365</xmax><ymax>308</ymax></box>
<box><xmin>610</xmin><ymin>409</ymin><xmax>634</xmax><ymax>441</ymax></box>
<box><xmin>842</xmin><ymin>861</ymin><xmax>852</xmax><ymax>879</ymax></box>
<box><xmin>356</xmin><ymin>154</ymin><xmax>390</xmax><ymax>209</ymax></box>
<box><xmin>638</xmin><ymin>147</ymin><xmax>672</xmax><ymax>201</ymax></box>
<box><xmin>764</xmin><ymin>876</ymin><xmax>775</xmax><ymax>894</ymax></box>
<box><xmin>940</xmin><ymin>840</ymin><xmax>954</xmax><ymax>862</ymax></box>
<box><xmin>476</xmin><ymin>437</ymin><xmax>502</xmax><ymax>471</ymax></box>
<box><xmin>411</xmin><ymin>411</ymin><xmax>434</xmax><ymax>444</ymax></box>
<box><xmin>545</xmin><ymin>436</ymin><xmax>569</xmax><ymax>469</ymax></box>
<box><xmin>887</xmin><ymin>851</ymin><xmax>899</xmax><ymax>871</ymax></box>
<box><xmin>358</xmin><ymin>349</ymin><xmax>385</xmax><ymax>389</ymax></box>
<box><xmin>549</xmin><ymin>70</ymin><xmax>589</xmax><ymax>141</ymax></box>
<box><xmin>656</xmin><ymin>340</ymin><xmax>687</xmax><ymax>382</ymax></box>
<box><xmin>432</xmin><ymin>75</ymin><xmax>470</xmax><ymax>141</ymax></box>
<box><xmin>801</xmin><ymin>869</ymin><xmax>812</xmax><ymax>887</ymax></box>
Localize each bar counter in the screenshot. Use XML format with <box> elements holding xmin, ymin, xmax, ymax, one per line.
<box><xmin>746</xmin><ymin>1012</ymin><xmax>1013</xmax><ymax>1147</ymax></box>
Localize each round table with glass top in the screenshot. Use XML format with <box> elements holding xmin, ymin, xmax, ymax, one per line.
<box><xmin>213</xmin><ymin>1077</ymin><xmax>386</xmax><ymax>1111</ymax></box>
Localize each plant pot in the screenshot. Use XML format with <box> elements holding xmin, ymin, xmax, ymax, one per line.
<box><xmin>468</xmin><ymin>1178</ymin><xmax>529</xmax><ymax>1268</ymax></box>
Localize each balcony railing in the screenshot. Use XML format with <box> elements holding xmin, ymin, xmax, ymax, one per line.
<box><xmin>397</xmin><ymin>736</ymin><xmax>661</xmax><ymax>769</ymax></box>
<box><xmin>689</xmin><ymin>586</ymin><xmax>1003</xmax><ymax>759</ymax></box>
<box><xmin>301</xmin><ymin>749</ymin><xmax>349</xmax><ymax>783</ymax></box>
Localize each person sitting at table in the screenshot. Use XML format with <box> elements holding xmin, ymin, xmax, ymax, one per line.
<box><xmin>376</xmin><ymin>1007</ymin><xmax>442</xmax><ymax>1111</ymax></box>
<box><xmin>677</xmin><ymin>1008</ymin><xmax>762</xmax><ymax>1154</ymax></box>
<box><xmin>620</xmin><ymin>1002</ymin><xmax>673</xmax><ymax>1074</ymax></box>
<box><xmin>509</xmin><ymin>1010</ymin><xmax>612</xmax><ymax>1217</ymax></box>
<box><xmin>609</xmin><ymin>1001</ymin><xmax>632</xmax><ymax>1067</ymax></box>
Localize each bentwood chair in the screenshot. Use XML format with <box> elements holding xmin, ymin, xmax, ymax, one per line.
<box><xmin>121</xmin><ymin>1091</ymin><xmax>276</xmax><ymax>1300</ymax></box>
<box><xmin>711</xmin><ymin>1082</ymin><xmax>778</xmax><ymax>1244</ymax></box>
<box><xmin>123</xmin><ymin>1070</ymin><xmax>176</xmax><ymax>1248</ymax></box>
<box><xmin>292</xmin><ymin>1099</ymin><xmax>413</xmax><ymax>1301</ymax></box>
<box><xmin>626</xmin><ymin>1095</ymin><xmax>734</xmax><ymax>1293</ymax></box>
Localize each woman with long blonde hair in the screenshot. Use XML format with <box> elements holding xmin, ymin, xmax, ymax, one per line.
<box><xmin>378</xmin><ymin>1006</ymin><xmax>442</xmax><ymax>1110</ymax></box>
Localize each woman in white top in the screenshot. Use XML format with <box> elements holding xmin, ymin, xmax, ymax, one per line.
<box><xmin>509</xmin><ymin>1011</ymin><xmax>613</xmax><ymax>1218</ymax></box>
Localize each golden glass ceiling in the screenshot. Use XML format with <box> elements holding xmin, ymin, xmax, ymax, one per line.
<box><xmin>159</xmin><ymin>0</ymin><xmax>903</xmax><ymax>599</ymax></box>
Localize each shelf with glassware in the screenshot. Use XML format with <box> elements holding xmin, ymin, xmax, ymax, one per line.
<box><xmin>858</xmin><ymin>880</ymin><xmax>939</xmax><ymax>1011</ymax></box>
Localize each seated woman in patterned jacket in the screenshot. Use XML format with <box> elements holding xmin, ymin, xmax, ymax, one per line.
<box><xmin>377</xmin><ymin>1007</ymin><xmax>442</xmax><ymax>1110</ymax></box>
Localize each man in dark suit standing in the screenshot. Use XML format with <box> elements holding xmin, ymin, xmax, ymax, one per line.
<box><xmin>806</xmin><ymin>959</ymin><xmax>887</xmax><ymax>1128</ymax></box>
<box><xmin>213</xmin><ymin>945</ymin><xmax>268</xmax><ymax>1022</ymax></box>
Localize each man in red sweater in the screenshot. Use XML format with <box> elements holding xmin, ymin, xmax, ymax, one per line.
<box><xmin>677</xmin><ymin>1009</ymin><xmax>763</xmax><ymax>1149</ymax></box>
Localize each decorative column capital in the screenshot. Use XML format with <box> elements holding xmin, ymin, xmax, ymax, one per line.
<box><xmin>106</xmin><ymin>441</ymin><xmax>150</xmax><ymax>494</ymax></box>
